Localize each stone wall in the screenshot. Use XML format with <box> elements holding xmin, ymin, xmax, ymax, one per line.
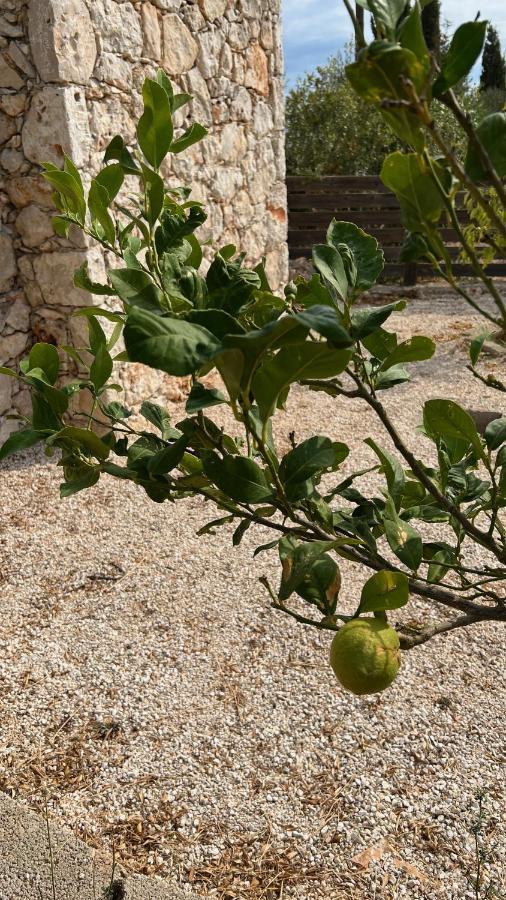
<box><xmin>0</xmin><ymin>0</ymin><xmax>287</xmax><ymax>439</ymax></box>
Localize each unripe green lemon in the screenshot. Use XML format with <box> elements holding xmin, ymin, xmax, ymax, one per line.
<box><xmin>329</xmin><ymin>617</ymin><xmax>401</xmax><ymax>695</ymax></box>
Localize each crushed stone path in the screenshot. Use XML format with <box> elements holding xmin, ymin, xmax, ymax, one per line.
<box><xmin>0</xmin><ymin>289</ymin><xmax>505</xmax><ymax>899</ymax></box>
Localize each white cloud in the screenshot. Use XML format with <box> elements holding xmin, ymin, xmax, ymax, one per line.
<box><xmin>282</xmin><ymin>0</ymin><xmax>506</xmax><ymax>86</ymax></box>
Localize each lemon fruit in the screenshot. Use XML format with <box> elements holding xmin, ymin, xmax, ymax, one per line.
<box><xmin>329</xmin><ymin>617</ymin><xmax>401</xmax><ymax>695</ymax></box>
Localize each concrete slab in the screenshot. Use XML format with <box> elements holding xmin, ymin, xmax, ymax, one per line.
<box><xmin>0</xmin><ymin>793</ymin><xmax>195</xmax><ymax>899</ymax></box>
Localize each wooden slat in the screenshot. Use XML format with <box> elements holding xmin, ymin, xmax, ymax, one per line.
<box><xmin>287</xmin><ymin>191</ymin><xmax>401</xmax><ymax>209</ymax></box>
<box><xmin>287</xmin><ymin>175</ymin><xmax>388</xmax><ymax>192</ymax></box>
<box><xmin>288</xmin><ymin>227</ymin><xmax>461</xmax><ymax>246</ymax></box>
<box><xmin>289</xmin><ymin>210</ymin><xmax>471</xmax><ymax>227</ymax></box>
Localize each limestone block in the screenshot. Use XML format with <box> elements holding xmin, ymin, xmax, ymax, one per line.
<box><xmin>16</xmin><ymin>205</ymin><xmax>54</xmax><ymax>248</ymax></box>
<box><xmin>220</xmin><ymin>122</ymin><xmax>247</xmax><ymax>163</ymax></box>
<box><xmin>198</xmin><ymin>0</ymin><xmax>227</xmax><ymax>22</ymax></box>
<box><xmin>5</xmin><ymin>42</ymin><xmax>35</xmax><ymax>77</ymax></box>
<box><xmin>0</xmin><ymin>230</ymin><xmax>16</xmax><ymax>291</ymax></box>
<box><xmin>228</xmin><ymin>21</ymin><xmax>250</xmax><ymax>50</ymax></box>
<box><xmin>0</xmin><ymin>53</ymin><xmax>24</xmax><ymax>89</ymax></box>
<box><xmin>151</xmin><ymin>0</ymin><xmax>182</xmax><ymax>9</ymax></box>
<box><xmin>141</xmin><ymin>2</ymin><xmax>161</xmax><ymax>59</ymax></box>
<box><xmin>229</xmin><ymin>86</ymin><xmax>252</xmax><ymax>121</ymax></box>
<box><xmin>245</xmin><ymin>43</ymin><xmax>269</xmax><ymax>96</ymax></box>
<box><xmin>94</xmin><ymin>52</ymin><xmax>132</xmax><ymax>91</ymax></box>
<box><xmin>88</xmin><ymin>0</ymin><xmax>143</xmax><ymax>59</ymax></box>
<box><xmin>22</xmin><ymin>85</ymin><xmax>91</xmax><ymax>167</ymax></box>
<box><xmin>207</xmin><ymin>166</ymin><xmax>243</xmax><ymax>202</ymax></box>
<box><xmin>0</xmin><ymin>111</ymin><xmax>16</xmax><ymax>143</ymax></box>
<box><xmin>260</xmin><ymin>19</ymin><xmax>274</xmax><ymax>50</ymax></box>
<box><xmin>197</xmin><ymin>29</ymin><xmax>221</xmax><ymax>78</ymax></box>
<box><xmin>0</xmin><ymin>16</ymin><xmax>24</xmax><ymax>39</ymax></box>
<box><xmin>0</xmin><ymin>331</ymin><xmax>28</xmax><ymax>365</ymax></box>
<box><xmin>32</xmin><ymin>249</ymin><xmax>107</xmax><ymax>308</ymax></box>
<box><xmin>162</xmin><ymin>14</ymin><xmax>198</xmax><ymax>74</ymax></box>
<box><xmin>5</xmin><ymin>175</ymin><xmax>53</xmax><ymax>209</ymax></box>
<box><xmin>4</xmin><ymin>296</ymin><xmax>30</xmax><ymax>332</ymax></box>
<box><xmin>265</xmin><ymin>246</ymin><xmax>288</xmax><ymax>289</ymax></box>
<box><xmin>185</xmin><ymin>66</ymin><xmax>212</xmax><ymax>126</ymax></box>
<box><xmin>0</xmin><ymin>149</ymin><xmax>25</xmax><ymax>173</ymax></box>
<box><xmin>0</xmin><ymin>374</ymin><xmax>12</xmax><ymax>415</ymax></box>
<box><xmin>89</xmin><ymin>95</ymin><xmax>135</xmax><ymax>151</ymax></box>
<box><xmin>181</xmin><ymin>5</ymin><xmax>206</xmax><ymax>33</ymax></box>
<box><xmin>0</xmin><ymin>93</ymin><xmax>26</xmax><ymax>116</ymax></box>
<box><xmin>28</xmin><ymin>0</ymin><xmax>97</xmax><ymax>83</ymax></box>
<box><xmin>252</xmin><ymin>100</ymin><xmax>273</xmax><ymax>136</ymax></box>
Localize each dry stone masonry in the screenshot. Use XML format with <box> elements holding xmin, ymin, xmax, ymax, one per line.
<box><xmin>0</xmin><ymin>0</ymin><xmax>287</xmax><ymax>438</ymax></box>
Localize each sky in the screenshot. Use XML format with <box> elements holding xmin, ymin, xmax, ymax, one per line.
<box><xmin>282</xmin><ymin>0</ymin><xmax>506</xmax><ymax>88</ymax></box>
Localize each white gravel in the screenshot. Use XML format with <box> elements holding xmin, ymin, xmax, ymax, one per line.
<box><xmin>0</xmin><ymin>288</ymin><xmax>505</xmax><ymax>899</ymax></box>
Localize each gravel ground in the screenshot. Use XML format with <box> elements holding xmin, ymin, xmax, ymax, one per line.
<box><xmin>0</xmin><ymin>288</ymin><xmax>505</xmax><ymax>899</ymax></box>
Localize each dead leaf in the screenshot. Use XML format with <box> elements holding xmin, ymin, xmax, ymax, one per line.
<box><xmin>352</xmin><ymin>837</ymin><xmax>390</xmax><ymax>868</ymax></box>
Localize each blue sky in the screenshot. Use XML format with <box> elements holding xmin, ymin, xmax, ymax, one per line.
<box><xmin>282</xmin><ymin>1</ymin><xmax>506</xmax><ymax>88</ymax></box>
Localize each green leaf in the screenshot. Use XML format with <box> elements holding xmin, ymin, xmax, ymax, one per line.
<box><xmin>202</xmin><ymin>451</ymin><xmax>273</xmax><ymax>504</ymax></box>
<box><xmin>433</xmin><ymin>21</ymin><xmax>488</xmax><ymax>97</ymax></box>
<box><xmin>398</xmin><ymin>1</ymin><xmax>430</xmax><ymax>69</ymax></box>
<box><xmin>292</xmin><ymin>306</ymin><xmax>353</xmax><ymax>348</ymax></box>
<box><xmin>124</xmin><ymin>306</ymin><xmax>220</xmax><ymax>376</ymax></box>
<box><xmin>187</xmin><ymin>309</ymin><xmax>245</xmax><ymax>340</ymax></box>
<box><xmin>90</xmin><ymin>343</ymin><xmax>113</xmax><ymax>392</ymax></box>
<box><xmin>232</xmin><ymin>519</ymin><xmax>251</xmax><ymax>547</ymax></box>
<box><xmin>379</xmin><ymin>335</ymin><xmax>435</xmax><ymax>370</ymax></box>
<box><xmin>42</xmin><ymin>166</ymin><xmax>86</xmax><ymax>223</ymax></box>
<box><xmin>141</xmin><ymin>164</ymin><xmax>164</xmax><ymax>225</ymax></box>
<box><xmin>423</xmin><ymin>399</ymin><xmax>484</xmax><ymax>458</ymax></box>
<box><xmin>147</xmin><ymin>434</ymin><xmax>188</xmax><ymax>476</ymax></box>
<box><xmin>425</xmin><ymin>545</ymin><xmax>456</xmax><ymax>584</ymax></box>
<box><xmin>326</xmin><ymin>220</ymin><xmax>384</xmax><ymax>293</ymax></box>
<box><xmin>364</xmin><ymin>438</ymin><xmax>405</xmax><ymax>509</ymax></box>
<box><xmin>383</xmin><ymin>498</ymin><xmax>423</xmax><ymax>569</ymax></box>
<box><xmin>186</xmin><ymin>381</ymin><xmax>226</xmax><ymax>414</ymax></box>
<box><xmin>278</xmin><ymin>539</ymin><xmax>339</xmax><ymax>601</ymax></box>
<box><xmin>104</xmin><ymin>135</ymin><xmax>140</xmax><ymax>174</ymax></box>
<box><xmin>51</xmin><ymin>426</ymin><xmax>111</xmax><ymax>460</ymax></box>
<box><xmin>361</xmin><ymin>327</ymin><xmax>397</xmax><ymax>360</ymax></box>
<box><xmin>103</xmin><ymin>401</ymin><xmax>132</xmax><ymax>420</ymax></box>
<box><xmin>60</xmin><ymin>468</ymin><xmax>100</xmax><ymax>497</ymax></box>
<box><xmin>359</xmin><ymin>569</ymin><xmax>409</xmax><ymax>612</ymax></box>
<box><xmin>108</xmin><ymin>268</ymin><xmax>163</xmax><ymax>312</ymax></box>
<box><xmin>279</xmin><ymin>436</ymin><xmax>349</xmax><ymax>501</ymax></box>
<box><xmin>312</xmin><ymin>244</ymin><xmax>349</xmax><ymax>301</ymax></box>
<box><xmin>465</xmin><ymin>112</ymin><xmax>506</xmax><ymax>181</ymax></box>
<box><xmin>140</xmin><ymin>400</ymin><xmax>172</xmax><ymax>439</ymax></box>
<box><xmin>95</xmin><ymin>163</ymin><xmax>124</xmax><ymax>202</ymax></box>
<box><xmin>218</xmin><ymin>315</ymin><xmax>308</xmax><ymax>398</ymax></box>
<box><xmin>0</xmin><ymin>428</ymin><xmax>47</xmax><ymax>462</ymax></box>
<box><xmin>351</xmin><ymin>300</ymin><xmax>406</xmax><ymax>340</ymax></box>
<box><xmin>88</xmin><ymin>178</ymin><xmax>116</xmax><ymax>245</ymax></box>
<box><xmin>28</xmin><ymin>343</ymin><xmax>59</xmax><ymax>385</ymax></box>
<box><xmin>380</xmin><ymin>152</ymin><xmax>450</xmax><ymax>232</ymax></box>
<box><xmin>469</xmin><ymin>332</ymin><xmax>488</xmax><ymax>367</ymax></box>
<box><xmin>170</xmin><ymin>123</ymin><xmax>208</xmax><ymax>154</ymax></box>
<box><xmin>137</xmin><ymin>78</ymin><xmax>173</xmax><ymax>169</ymax></box>
<box><xmin>484</xmin><ymin>417</ymin><xmax>506</xmax><ymax>451</ymax></box>
<box><xmin>345</xmin><ymin>45</ymin><xmax>427</xmax><ymax>149</ymax></box>
<box><xmin>73</xmin><ymin>262</ymin><xmax>116</xmax><ymax>296</ymax></box>
<box><xmin>73</xmin><ymin>306</ymin><xmax>123</xmax><ymax>323</ymax></box>
<box><xmin>0</xmin><ymin>366</ymin><xmax>17</xmax><ymax>378</ymax></box>
<box><xmin>253</xmin><ymin>342</ymin><xmax>352</xmax><ymax>421</ymax></box>
<box><xmin>356</xmin><ymin>0</ymin><xmax>408</xmax><ymax>39</ymax></box>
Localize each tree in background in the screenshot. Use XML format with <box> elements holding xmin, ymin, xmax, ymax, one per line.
<box><xmin>285</xmin><ymin>49</ymin><xmax>497</xmax><ymax>176</ymax></box>
<box><xmin>480</xmin><ymin>25</ymin><xmax>506</xmax><ymax>92</ymax></box>
<box><xmin>421</xmin><ymin>0</ymin><xmax>441</xmax><ymax>60</ymax></box>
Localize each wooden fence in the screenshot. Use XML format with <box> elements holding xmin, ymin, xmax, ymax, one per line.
<box><xmin>287</xmin><ymin>175</ymin><xmax>506</xmax><ymax>283</ymax></box>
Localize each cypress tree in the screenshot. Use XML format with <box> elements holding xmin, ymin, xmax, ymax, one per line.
<box><xmin>421</xmin><ymin>0</ymin><xmax>441</xmax><ymax>60</ymax></box>
<box><xmin>480</xmin><ymin>25</ymin><xmax>506</xmax><ymax>92</ymax></box>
